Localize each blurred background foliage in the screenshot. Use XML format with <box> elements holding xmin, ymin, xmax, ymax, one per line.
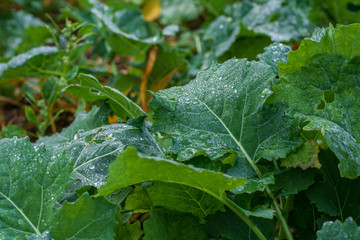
<box><xmin>1</xmin><ymin>0</ymin><xmax>360</xmax><ymax>139</ymax></box>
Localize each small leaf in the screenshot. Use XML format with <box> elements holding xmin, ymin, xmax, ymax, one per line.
<box><xmin>317</xmin><ymin>218</ymin><xmax>360</xmax><ymax>240</ymax></box>
<box><xmin>281</xmin><ymin>140</ymin><xmax>321</xmax><ymax>170</ymax></box>
<box><xmin>0</xmin><ymin>125</ymin><xmax>27</xmax><ymax>139</ymax></box>
<box><xmin>65</xmin><ymin>74</ymin><xmax>147</xmax><ymax>119</ymax></box>
<box><xmin>125</xmin><ymin>187</ymin><xmax>152</xmax><ymax>214</ymax></box>
<box><xmin>258</xmin><ymin>42</ymin><xmax>291</xmax><ymax>74</ymax></box>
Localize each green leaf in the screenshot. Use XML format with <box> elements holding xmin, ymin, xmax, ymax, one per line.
<box><xmin>150</xmin><ymin>59</ymin><xmax>302</xmax><ymax>163</ymax></box>
<box><xmin>225</xmin><ymin>0</ymin><xmax>311</xmax><ymax>41</ymax></box>
<box><xmin>125</xmin><ymin>186</ymin><xmax>152</xmax><ymax>213</ymax></box>
<box><xmin>41</xmin><ymin>76</ymin><xmax>59</xmax><ymax>104</ymax></box>
<box><xmin>258</xmin><ymin>43</ymin><xmax>291</xmax><ymax>75</ymax></box>
<box><xmin>147</xmin><ymin>182</ymin><xmax>225</xmax><ymax>218</ymax></box>
<box><xmin>97</xmin><ymin>146</ymin><xmax>246</xmax><ymax>201</ymax></box>
<box><xmin>271</xmin><ymin>24</ymin><xmax>360</xmax><ymax>178</ymax></box>
<box><xmin>0</xmin><ymin>125</ymin><xmax>27</xmax><ymax>139</ymax></box>
<box><xmin>231</xmin><ymin>173</ymin><xmax>275</xmax><ymax>195</ymax></box>
<box><xmin>67</xmin><ymin>123</ymin><xmax>163</xmax><ymax>190</ymax></box>
<box><xmin>204</xmin><ymin>207</ymin><xmax>276</xmax><ymax>240</ymax></box>
<box><xmin>143</xmin><ymin>207</ymin><xmax>208</xmax><ymax>240</ymax></box>
<box><xmin>0</xmin><ymin>11</ymin><xmax>49</xmax><ymax>57</ymax></box>
<box><xmin>89</xmin><ymin>3</ymin><xmax>162</xmax><ymax>50</ymax></box>
<box><xmin>272</xmin><ymin>168</ymin><xmax>317</xmax><ymax>197</ymax></box>
<box><xmin>65</xmin><ymin>74</ymin><xmax>147</xmax><ymax>119</ymax></box>
<box><xmin>317</xmin><ymin>218</ymin><xmax>360</xmax><ymax>240</ymax></box>
<box><xmin>0</xmin><ymin>46</ymin><xmax>61</xmax><ymax>82</ymax></box>
<box><xmin>203</xmin><ymin>15</ymin><xmax>240</xmax><ymax>57</ymax></box>
<box><xmin>306</xmin><ymin>150</ymin><xmax>360</xmax><ymax>221</ymax></box>
<box><xmin>281</xmin><ymin>140</ymin><xmax>321</xmax><ymax>170</ymax></box>
<box><xmin>199</xmin><ymin>0</ymin><xmax>226</xmax><ymax>16</ymax></box>
<box><xmin>159</xmin><ymin>0</ymin><xmax>203</xmax><ymax>25</ymax></box>
<box><xmin>36</xmin><ymin>105</ymin><xmax>110</xmax><ymax>147</ymax></box>
<box><xmin>49</xmin><ymin>193</ymin><xmax>117</xmax><ymax>240</ymax></box>
<box><xmin>116</xmin><ymin>220</ymin><xmax>143</xmax><ymax>240</ymax></box>
<box><xmin>0</xmin><ymin>137</ymin><xmax>72</xmax><ymax>238</ymax></box>
<box><xmin>310</xmin><ymin>0</ymin><xmax>360</xmax><ymax>24</ymax></box>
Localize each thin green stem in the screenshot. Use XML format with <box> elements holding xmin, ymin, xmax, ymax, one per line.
<box><xmin>265</xmin><ymin>187</ymin><xmax>294</xmax><ymax>240</ymax></box>
<box><xmin>222</xmin><ymin>197</ymin><xmax>267</xmax><ymax>240</ymax></box>
<box><xmin>278</xmin><ymin>195</ymin><xmax>295</xmax><ymax>240</ymax></box>
<box><xmin>28</xmin><ymin>62</ymin><xmax>62</xmax><ymax>76</ymax></box>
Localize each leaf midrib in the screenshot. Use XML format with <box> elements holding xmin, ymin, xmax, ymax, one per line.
<box><xmin>0</xmin><ymin>191</ymin><xmax>40</xmax><ymax>235</ymax></box>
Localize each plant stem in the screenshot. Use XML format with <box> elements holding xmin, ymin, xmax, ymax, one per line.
<box><xmin>235</xmin><ymin>144</ymin><xmax>294</xmax><ymax>240</ymax></box>
<box><xmin>278</xmin><ymin>195</ymin><xmax>295</xmax><ymax>240</ymax></box>
<box><xmin>222</xmin><ymin>197</ymin><xmax>267</xmax><ymax>240</ymax></box>
<box><xmin>264</xmin><ymin>187</ymin><xmax>294</xmax><ymax>240</ymax></box>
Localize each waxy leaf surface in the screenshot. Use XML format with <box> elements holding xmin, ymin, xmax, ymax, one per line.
<box><xmin>0</xmin><ymin>138</ymin><xmax>72</xmax><ymax>238</ymax></box>
<box><xmin>272</xmin><ymin>24</ymin><xmax>360</xmax><ymax>178</ymax></box>
<box><xmin>49</xmin><ymin>193</ymin><xmax>116</xmax><ymax>240</ymax></box>
<box><xmin>317</xmin><ymin>218</ymin><xmax>360</xmax><ymax>240</ymax></box>
<box><xmin>66</xmin><ymin>123</ymin><xmax>163</xmax><ymax>190</ymax></box>
<box><xmin>150</xmin><ymin>59</ymin><xmax>302</xmax><ymax>164</ymax></box>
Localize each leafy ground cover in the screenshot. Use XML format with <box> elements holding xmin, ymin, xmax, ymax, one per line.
<box><xmin>1</xmin><ymin>0</ymin><xmax>360</xmax><ymax>239</ymax></box>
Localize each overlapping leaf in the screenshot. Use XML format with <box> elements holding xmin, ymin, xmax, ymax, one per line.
<box><xmin>66</xmin><ymin>123</ymin><xmax>163</xmax><ymax>190</ymax></box>
<box><xmin>317</xmin><ymin>218</ymin><xmax>360</xmax><ymax>240</ymax></box>
<box><xmin>97</xmin><ymin>146</ymin><xmax>246</xmax><ymax>199</ymax></box>
<box><xmin>225</xmin><ymin>0</ymin><xmax>311</xmax><ymax>42</ymax></box>
<box><xmin>258</xmin><ymin>43</ymin><xmax>291</xmax><ymax>74</ymax></box>
<box><xmin>203</xmin><ymin>15</ymin><xmax>240</xmax><ymax>57</ymax></box>
<box><xmin>147</xmin><ymin>182</ymin><xmax>225</xmax><ymax>219</ymax></box>
<box><xmin>204</xmin><ymin>207</ymin><xmax>276</xmax><ymax>240</ymax></box>
<box><xmin>271</xmin><ymin>24</ymin><xmax>360</xmax><ymax>178</ymax></box>
<box><xmin>306</xmin><ymin>151</ymin><xmax>360</xmax><ymax>221</ymax></box>
<box><xmin>65</xmin><ymin>74</ymin><xmax>147</xmax><ymax>119</ymax></box>
<box><xmin>49</xmin><ymin>193</ymin><xmax>116</xmax><ymax>240</ymax></box>
<box><xmin>150</xmin><ymin>58</ymin><xmax>302</xmax><ymax>164</ymax></box>
<box><xmin>0</xmin><ymin>46</ymin><xmax>61</xmax><ymax>81</ymax></box>
<box><xmin>0</xmin><ymin>137</ymin><xmax>72</xmax><ymax>238</ymax></box>
<box><xmin>159</xmin><ymin>0</ymin><xmax>203</xmax><ymax>25</ymax></box>
<box><xmin>143</xmin><ymin>207</ymin><xmax>208</xmax><ymax>240</ymax></box>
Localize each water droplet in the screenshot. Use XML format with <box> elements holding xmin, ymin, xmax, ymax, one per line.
<box><xmin>260</xmin><ymin>88</ymin><xmax>273</xmax><ymax>98</ymax></box>
<box><xmin>89</xmin><ymin>165</ymin><xmax>95</xmax><ymax>170</ymax></box>
<box><xmin>219</xmin><ymin>24</ymin><xmax>224</xmax><ymax>30</ymax></box>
